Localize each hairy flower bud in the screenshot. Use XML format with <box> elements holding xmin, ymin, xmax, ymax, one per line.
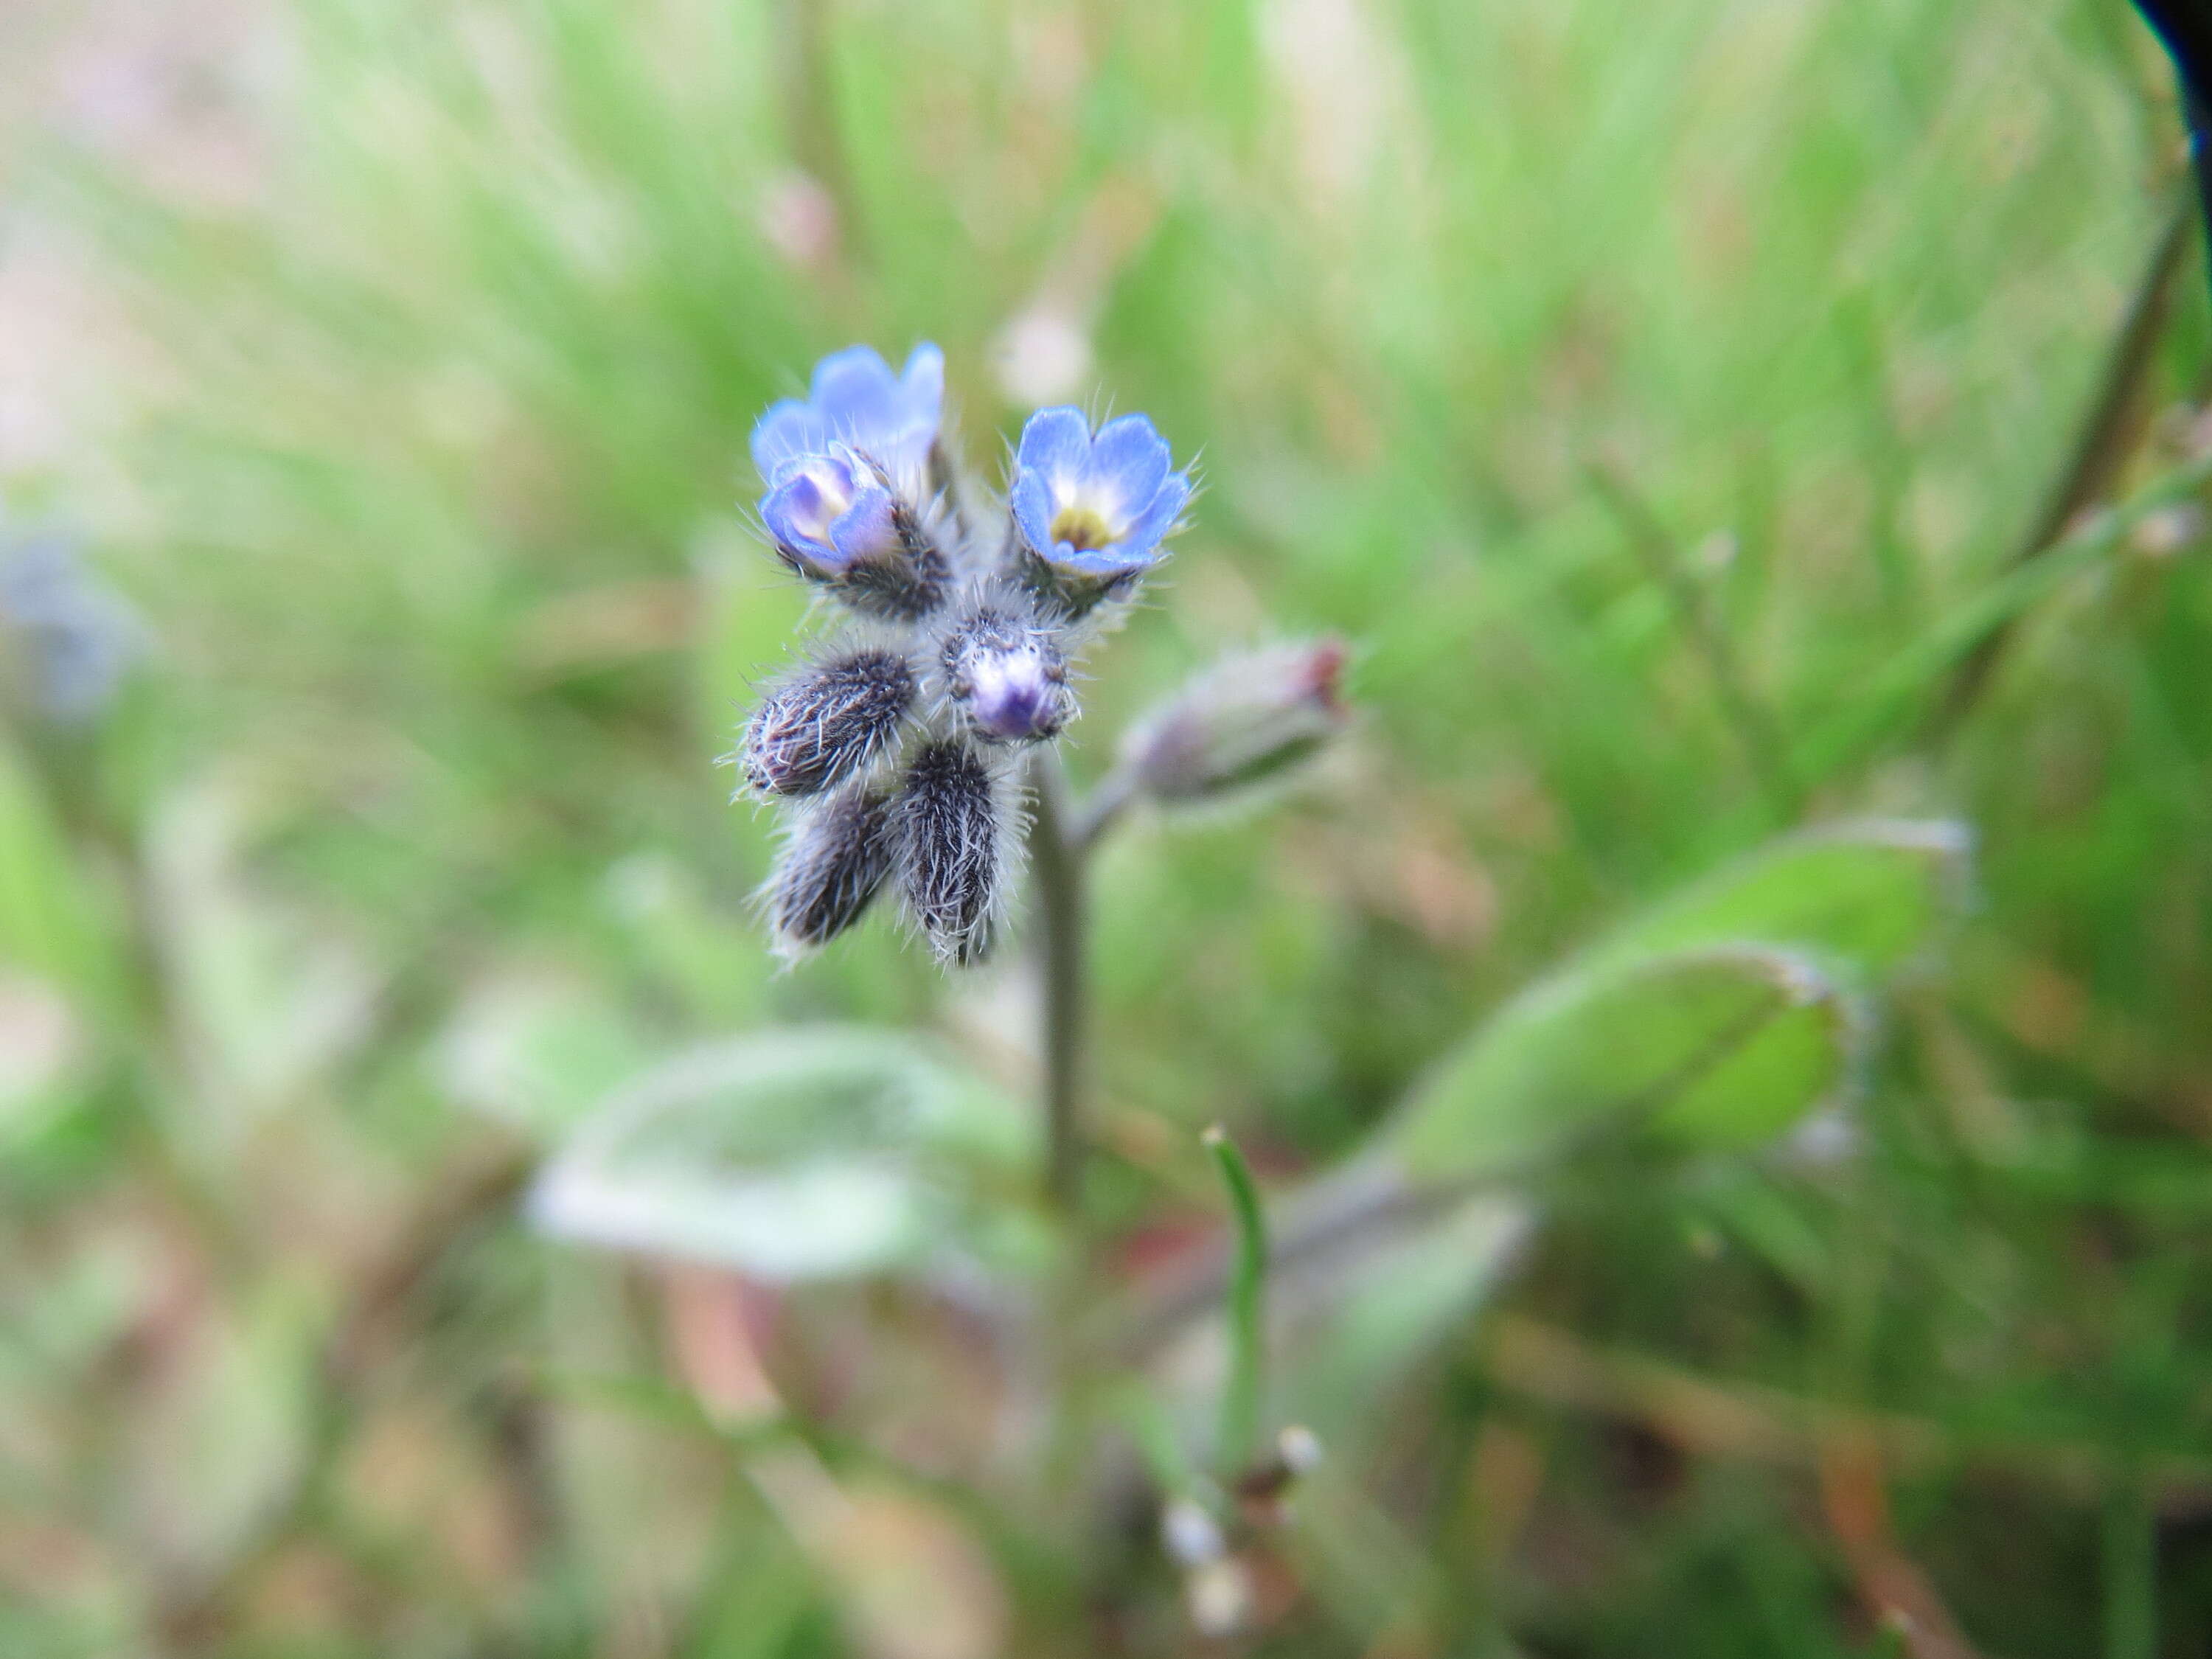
<box><xmin>1120</xmin><ymin>639</ymin><xmax>1349</xmax><ymax>806</ymax></box>
<box><xmin>769</xmin><ymin>785</ymin><xmax>895</xmax><ymax>953</ymax></box>
<box><xmin>737</xmin><ymin>649</ymin><xmax>916</xmax><ymax>797</ymax></box>
<box><xmin>893</xmin><ymin>740</ymin><xmax>1006</xmax><ymax>967</ymax></box>
<box><xmin>941</xmin><ymin>611</ymin><xmax>1071</xmax><ymax>743</ymax></box>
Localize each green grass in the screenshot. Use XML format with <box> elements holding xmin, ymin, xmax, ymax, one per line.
<box><xmin>4</xmin><ymin>0</ymin><xmax>2212</xmax><ymax>1653</ymax></box>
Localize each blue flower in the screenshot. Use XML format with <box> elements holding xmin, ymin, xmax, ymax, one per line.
<box><xmin>0</xmin><ymin>532</ymin><xmax>140</xmax><ymax>724</ymax></box>
<box><xmin>759</xmin><ymin>448</ymin><xmax>902</xmax><ymax>577</ymax></box>
<box><xmin>751</xmin><ymin>343</ymin><xmax>945</xmax><ymax>486</ymax></box>
<box><xmin>1009</xmin><ymin>407</ymin><xmax>1189</xmax><ymax>584</ymax></box>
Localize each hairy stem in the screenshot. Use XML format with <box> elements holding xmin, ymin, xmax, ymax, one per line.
<box><xmin>1029</xmin><ymin>750</ymin><xmax>1087</xmax><ymax>1211</ymax></box>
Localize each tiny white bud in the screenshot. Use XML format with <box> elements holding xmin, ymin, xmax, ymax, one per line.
<box><xmin>1161</xmin><ymin>1497</ymin><xmax>1225</xmax><ymax>1566</ymax></box>
<box><xmin>1276</xmin><ymin>1424</ymin><xmax>1323</xmax><ymax>1475</ymax></box>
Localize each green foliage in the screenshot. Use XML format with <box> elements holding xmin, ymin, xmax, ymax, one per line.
<box><xmin>1389</xmin><ymin>820</ymin><xmax>1969</xmax><ymax>1177</ymax></box>
<box><xmin>533</xmin><ymin>1027</ymin><xmax>1041</xmax><ymax>1281</ymax></box>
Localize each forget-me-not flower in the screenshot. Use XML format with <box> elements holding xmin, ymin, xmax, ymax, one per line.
<box><xmin>1009</xmin><ymin>407</ymin><xmax>1190</xmax><ymax>594</ymax></box>
<box><xmin>751</xmin><ymin>344</ymin><xmax>947</xmax><ymax>585</ymax></box>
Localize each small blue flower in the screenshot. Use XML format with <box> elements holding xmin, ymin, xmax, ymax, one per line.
<box><xmin>759</xmin><ymin>448</ymin><xmax>902</xmax><ymax>577</ymax></box>
<box><xmin>751</xmin><ymin>343</ymin><xmax>945</xmax><ymax>485</ymax></box>
<box><xmin>0</xmin><ymin>533</ymin><xmax>141</xmax><ymax>724</ymax></box>
<box><xmin>1009</xmin><ymin>407</ymin><xmax>1189</xmax><ymax>584</ymax></box>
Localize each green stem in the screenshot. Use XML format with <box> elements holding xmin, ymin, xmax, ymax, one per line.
<box><xmin>1029</xmin><ymin>751</ymin><xmax>1087</xmax><ymax>1211</ymax></box>
<box><xmin>1930</xmin><ymin>181</ymin><xmax>2198</xmax><ymax>744</ymax></box>
<box><xmin>2103</xmin><ymin>1465</ymin><xmax>2157</xmax><ymax>1659</ymax></box>
<box><xmin>1586</xmin><ymin>460</ymin><xmax>1802</xmax><ymax>823</ymax></box>
<box><xmin>1204</xmin><ymin>1125</ymin><xmax>1268</xmax><ymax>1472</ymax></box>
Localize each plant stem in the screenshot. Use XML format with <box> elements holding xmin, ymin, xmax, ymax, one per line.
<box><xmin>2102</xmin><ymin>1466</ymin><xmax>2157</xmax><ymax>1659</ymax></box>
<box><xmin>1929</xmin><ymin>181</ymin><xmax>2198</xmax><ymax>744</ymax></box>
<box><xmin>1203</xmin><ymin>1126</ymin><xmax>1268</xmax><ymax>1472</ymax></box>
<box><xmin>1586</xmin><ymin>460</ymin><xmax>1803</xmax><ymax>824</ymax></box>
<box><xmin>1029</xmin><ymin>749</ymin><xmax>1087</xmax><ymax>1211</ymax></box>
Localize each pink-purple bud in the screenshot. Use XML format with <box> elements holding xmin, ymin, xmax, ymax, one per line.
<box><xmin>1120</xmin><ymin>639</ymin><xmax>1349</xmax><ymax>805</ymax></box>
<box><xmin>942</xmin><ymin>611</ymin><xmax>1071</xmax><ymax>743</ymax></box>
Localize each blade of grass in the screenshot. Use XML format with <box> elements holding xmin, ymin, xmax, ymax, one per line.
<box><xmin>1204</xmin><ymin>1124</ymin><xmax>1267</xmax><ymax>1474</ymax></box>
<box><xmin>1929</xmin><ymin>181</ymin><xmax>2199</xmax><ymax>744</ymax></box>
<box><xmin>1586</xmin><ymin>460</ymin><xmax>1803</xmax><ymax>824</ymax></box>
<box><xmin>1794</xmin><ymin>446</ymin><xmax>2212</xmax><ymax>782</ymax></box>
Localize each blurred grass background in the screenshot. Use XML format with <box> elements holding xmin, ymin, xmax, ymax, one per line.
<box><xmin>4</xmin><ymin>0</ymin><xmax>2212</xmax><ymax>1654</ymax></box>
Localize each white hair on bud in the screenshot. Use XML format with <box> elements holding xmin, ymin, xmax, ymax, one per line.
<box><xmin>734</xmin><ymin>647</ymin><xmax>917</xmax><ymax>798</ymax></box>
<box><xmin>765</xmin><ymin>785</ymin><xmax>895</xmax><ymax>959</ymax></box>
<box><xmin>890</xmin><ymin>738</ymin><xmax>1027</xmax><ymax>967</ymax></box>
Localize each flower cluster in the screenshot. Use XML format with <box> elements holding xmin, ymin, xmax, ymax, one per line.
<box><xmin>732</xmin><ymin>343</ymin><xmax>1191</xmax><ymax>965</ymax></box>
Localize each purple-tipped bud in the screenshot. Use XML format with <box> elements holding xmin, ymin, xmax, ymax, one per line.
<box><xmin>941</xmin><ymin>611</ymin><xmax>1072</xmax><ymax>743</ymax></box>
<box><xmin>1120</xmin><ymin>639</ymin><xmax>1350</xmax><ymax>805</ymax></box>
<box><xmin>738</xmin><ymin>649</ymin><xmax>916</xmax><ymax>797</ymax></box>
<box><xmin>892</xmin><ymin>740</ymin><xmax>1005</xmax><ymax>967</ymax></box>
<box><xmin>770</xmin><ymin>785</ymin><xmax>895</xmax><ymax>953</ymax></box>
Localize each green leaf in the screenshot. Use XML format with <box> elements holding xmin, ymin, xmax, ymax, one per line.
<box><xmin>1385</xmin><ymin>944</ymin><xmax>1863</xmax><ymax>1180</ymax></box>
<box><xmin>0</xmin><ymin>733</ymin><xmax>119</xmax><ymax>1018</ymax></box>
<box><xmin>1203</xmin><ymin>1125</ymin><xmax>1268</xmax><ymax>1472</ymax></box>
<box><xmin>1593</xmin><ymin>817</ymin><xmax>1971</xmax><ymax>979</ymax></box>
<box><xmin>529</xmin><ymin>1027</ymin><xmax>1043</xmax><ymax>1282</ymax></box>
<box><xmin>1381</xmin><ymin>818</ymin><xmax>1969</xmax><ymax>1178</ymax></box>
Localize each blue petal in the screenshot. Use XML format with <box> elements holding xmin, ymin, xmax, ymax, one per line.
<box><xmin>754</xmin><ymin>344</ymin><xmax>947</xmax><ymax>482</ymax></box>
<box><xmin>1015</xmin><ymin>406</ymin><xmax>1093</xmax><ymax>482</ymax></box>
<box><xmin>1049</xmin><ymin>543</ymin><xmax>1156</xmax><ymax>580</ymax></box>
<box><xmin>899</xmin><ymin>343</ymin><xmax>945</xmax><ymax>418</ymax></box>
<box><xmin>808</xmin><ymin>345</ymin><xmax>901</xmax><ymax>425</ymax></box>
<box><xmin>1087</xmin><ymin>414</ymin><xmax>1172</xmax><ymax>512</ymax></box>
<box><xmin>1009</xmin><ymin>471</ymin><xmax>1057</xmax><ymax>557</ymax></box>
<box><xmin>751</xmin><ymin>399</ymin><xmax>833</xmax><ymax>483</ymax></box>
<box><xmin>827</xmin><ymin>486</ymin><xmax>900</xmax><ymax>566</ymax></box>
<box><xmin>761</xmin><ymin>475</ymin><xmax>844</xmax><ymax>568</ymax></box>
<box><xmin>1122</xmin><ymin>470</ymin><xmax>1192</xmax><ymax>555</ymax></box>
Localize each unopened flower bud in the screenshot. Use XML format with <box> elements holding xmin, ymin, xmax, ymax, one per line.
<box><xmin>769</xmin><ymin>785</ymin><xmax>894</xmax><ymax>954</ymax></box>
<box><xmin>893</xmin><ymin>740</ymin><xmax>1006</xmax><ymax>967</ymax></box>
<box><xmin>1120</xmin><ymin>639</ymin><xmax>1349</xmax><ymax>806</ymax></box>
<box><xmin>737</xmin><ymin>649</ymin><xmax>916</xmax><ymax>798</ymax></box>
<box><xmin>942</xmin><ymin>611</ymin><xmax>1072</xmax><ymax>742</ymax></box>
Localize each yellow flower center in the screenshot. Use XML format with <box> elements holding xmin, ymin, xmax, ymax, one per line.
<box><xmin>1049</xmin><ymin>504</ymin><xmax>1116</xmax><ymax>552</ymax></box>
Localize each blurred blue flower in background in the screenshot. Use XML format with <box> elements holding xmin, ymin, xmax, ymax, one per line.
<box><xmin>0</xmin><ymin>531</ymin><xmax>142</xmax><ymax>726</ymax></box>
<box><xmin>1010</xmin><ymin>407</ymin><xmax>1190</xmax><ymax>587</ymax></box>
